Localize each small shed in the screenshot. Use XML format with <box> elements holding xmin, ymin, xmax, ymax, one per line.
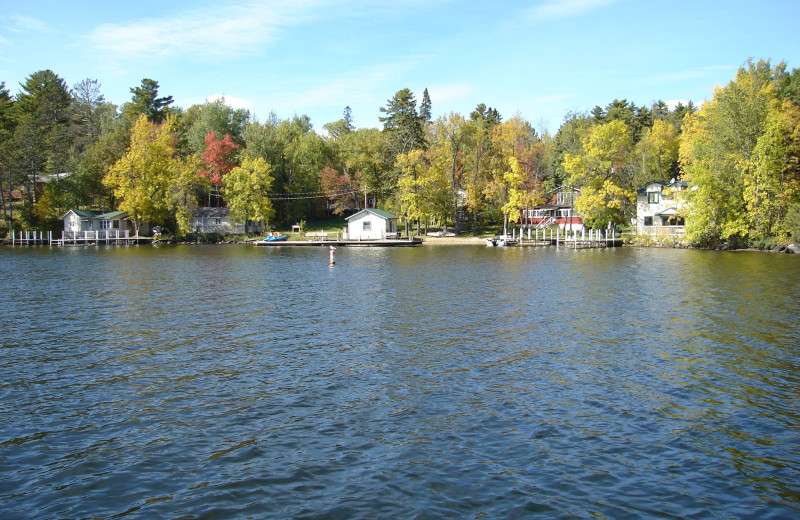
<box><xmin>345</xmin><ymin>208</ymin><xmax>398</xmax><ymax>240</ymax></box>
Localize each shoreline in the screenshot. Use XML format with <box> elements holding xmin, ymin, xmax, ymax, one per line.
<box><xmin>2</xmin><ymin>235</ymin><xmax>796</xmax><ymax>253</ymax></box>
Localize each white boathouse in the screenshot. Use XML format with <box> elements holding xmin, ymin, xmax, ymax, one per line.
<box><xmin>344</xmin><ymin>209</ymin><xmax>398</xmax><ymax>240</ymax></box>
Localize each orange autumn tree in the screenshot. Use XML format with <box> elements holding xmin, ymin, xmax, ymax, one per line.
<box><xmin>200</xmin><ymin>131</ymin><xmax>239</xmax><ymax>206</ymax></box>
<box><xmin>319</xmin><ymin>165</ymin><xmax>362</xmax><ymax>216</ymax></box>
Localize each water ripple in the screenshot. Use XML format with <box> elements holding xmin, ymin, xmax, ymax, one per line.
<box><xmin>1</xmin><ymin>245</ymin><xmax>799</xmax><ymax>518</ymax></box>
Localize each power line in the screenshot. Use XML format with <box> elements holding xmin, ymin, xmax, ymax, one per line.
<box><xmin>267</xmin><ymin>189</ymin><xmax>360</xmax><ymax>201</ymax></box>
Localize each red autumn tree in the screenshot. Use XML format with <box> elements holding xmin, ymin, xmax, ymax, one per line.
<box><xmin>200</xmin><ymin>131</ymin><xmax>239</xmax><ymax>205</ymax></box>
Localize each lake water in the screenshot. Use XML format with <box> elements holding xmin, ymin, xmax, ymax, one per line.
<box><xmin>1</xmin><ymin>243</ymin><xmax>799</xmax><ymax>519</ymax></box>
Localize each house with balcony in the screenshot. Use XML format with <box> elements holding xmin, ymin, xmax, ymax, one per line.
<box><xmin>521</xmin><ymin>187</ymin><xmax>584</xmax><ymax>232</ymax></box>
<box><xmin>634</xmin><ymin>180</ymin><xmax>689</xmax><ymax>235</ymax></box>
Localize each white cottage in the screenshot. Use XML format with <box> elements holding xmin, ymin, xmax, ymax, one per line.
<box><xmin>635</xmin><ymin>180</ymin><xmax>689</xmax><ymax>235</ymax></box>
<box><xmin>62</xmin><ymin>210</ymin><xmax>135</xmax><ymax>234</ymax></box>
<box><xmin>345</xmin><ymin>208</ymin><xmax>398</xmax><ymax>240</ymax></box>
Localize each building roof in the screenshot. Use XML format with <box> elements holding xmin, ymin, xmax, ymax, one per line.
<box><xmin>194</xmin><ymin>207</ymin><xmax>231</xmax><ymax>217</ymax></box>
<box><xmin>67</xmin><ymin>209</ymin><xmax>103</xmax><ymax>219</ymax></box>
<box><xmin>36</xmin><ymin>172</ymin><xmax>73</xmax><ymax>183</ymax></box>
<box><xmin>655</xmin><ymin>207</ymin><xmax>679</xmax><ymax>216</ymax></box>
<box><xmin>636</xmin><ymin>180</ymin><xmax>688</xmax><ymax>195</ymax></box>
<box><xmin>63</xmin><ymin>209</ymin><xmax>129</xmax><ymax>220</ymax></box>
<box><xmin>345</xmin><ymin>208</ymin><xmax>398</xmax><ymax>221</ymax></box>
<box><xmin>96</xmin><ymin>211</ymin><xmax>128</xmax><ymax>220</ymax></box>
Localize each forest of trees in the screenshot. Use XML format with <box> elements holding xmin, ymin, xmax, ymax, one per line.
<box><xmin>2</xmin><ymin>58</ymin><xmax>800</xmax><ymax>246</ymax></box>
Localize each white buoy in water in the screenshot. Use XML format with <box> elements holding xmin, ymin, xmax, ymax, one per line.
<box><xmin>329</xmin><ymin>245</ymin><xmax>336</xmax><ymax>265</ymax></box>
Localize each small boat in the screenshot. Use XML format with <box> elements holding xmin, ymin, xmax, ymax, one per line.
<box><xmin>263</xmin><ymin>234</ymin><xmax>288</xmax><ymax>242</ymax></box>
<box><xmin>487</xmin><ymin>235</ymin><xmax>517</xmax><ymax>246</ymax></box>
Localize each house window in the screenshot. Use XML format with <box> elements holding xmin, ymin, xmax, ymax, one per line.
<box><xmin>644</xmin><ymin>216</ymin><xmax>653</xmax><ymax>226</ymax></box>
<box><xmin>100</xmin><ymin>220</ymin><xmax>111</xmax><ymax>230</ymax></box>
<box><xmin>648</xmin><ymin>192</ymin><xmax>660</xmax><ymax>204</ymax></box>
<box><xmin>113</xmin><ymin>220</ymin><xmax>120</xmax><ymax>229</ymax></box>
<box><xmin>363</xmin><ymin>221</ymin><xmax>372</xmax><ymax>231</ymax></box>
<box><xmin>214</xmin><ymin>218</ymin><xmax>222</xmax><ymax>225</ymax></box>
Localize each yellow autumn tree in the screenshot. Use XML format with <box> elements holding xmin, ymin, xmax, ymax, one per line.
<box><xmin>396</xmin><ymin>149</ymin><xmax>427</xmax><ymax>234</ymax></box>
<box><xmin>747</xmin><ymin>99</ymin><xmax>800</xmax><ymax>240</ymax></box>
<box><xmin>223</xmin><ymin>156</ymin><xmax>275</xmax><ymax>226</ymax></box>
<box><xmin>487</xmin><ymin>116</ymin><xmax>539</xmax><ymax>232</ymax></box>
<box><xmin>632</xmin><ymin>119</ymin><xmax>679</xmax><ymax>187</ymax></box>
<box><xmin>679</xmin><ymin>59</ymin><xmax>789</xmax><ymax>246</ymax></box>
<box><xmin>563</xmin><ymin>119</ymin><xmax>634</xmax><ymax>227</ymax></box>
<box><xmin>105</xmin><ymin>115</ymin><xmax>181</xmax><ymax>235</ymax></box>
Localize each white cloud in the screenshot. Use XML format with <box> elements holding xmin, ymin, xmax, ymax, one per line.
<box><xmin>83</xmin><ymin>0</ymin><xmax>323</xmax><ymax>62</ymax></box>
<box><xmin>268</xmin><ymin>60</ymin><xmax>418</xmax><ymax>117</ymax></box>
<box><xmin>203</xmin><ymin>94</ymin><xmax>254</xmax><ymax>110</ymax></box>
<box><xmin>524</xmin><ymin>0</ymin><xmax>624</xmax><ymax>22</ymax></box>
<box><xmin>6</xmin><ymin>15</ymin><xmax>50</xmax><ymax>33</ymax></box>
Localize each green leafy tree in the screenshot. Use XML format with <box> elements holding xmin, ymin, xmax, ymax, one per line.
<box><xmin>7</xmin><ymin>70</ymin><xmax>73</xmax><ymax>228</ymax></box>
<box><xmin>781</xmin><ymin>67</ymin><xmax>800</xmax><ymax>107</ymax></box>
<box><xmin>340</xmin><ymin>128</ymin><xmax>390</xmax><ymax>209</ymax></box>
<box><xmin>244</xmin><ymin>115</ymin><xmax>325</xmax><ymax>224</ymax></box>
<box><xmin>0</xmin><ymin>82</ymin><xmax>17</xmax><ymax>231</ymax></box>
<box><xmin>430</xmin><ymin>113</ymin><xmax>468</xmax><ymax>233</ymax></box>
<box><xmin>323</xmin><ymin>106</ymin><xmax>355</xmax><ymax>140</ymax></box>
<box><xmin>184</xmin><ymin>97</ymin><xmax>250</xmax><ymax>155</ymax></box>
<box><xmin>123</xmin><ymin>78</ymin><xmax>174</xmax><ymax>124</ymax></box>
<box><xmin>462</xmin><ymin>104</ymin><xmax>501</xmax><ymax>233</ymax></box>
<box><xmin>420</xmin><ymin>88</ymin><xmax>432</xmax><ymax>125</ymax></box>
<box><xmin>550</xmin><ymin>111</ymin><xmax>591</xmax><ymax>188</ymax></box>
<box><xmin>379</xmin><ymin>88</ymin><xmax>425</xmax><ymax>157</ymax></box>
<box><xmin>71</xmin><ymin>78</ymin><xmax>107</xmax><ymax>152</ymax></box>
<box><xmin>785</xmin><ymin>203</ymin><xmax>800</xmax><ymax>242</ymax></box>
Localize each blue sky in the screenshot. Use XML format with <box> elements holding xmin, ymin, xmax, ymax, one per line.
<box><xmin>1</xmin><ymin>0</ymin><xmax>798</xmax><ymax>134</ymax></box>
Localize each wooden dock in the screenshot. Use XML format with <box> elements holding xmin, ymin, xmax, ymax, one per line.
<box><xmin>513</xmin><ymin>227</ymin><xmax>622</xmax><ymax>248</ymax></box>
<box><xmin>255</xmin><ymin>237</ymin><xmax>423</xmax><ymax>247</ymax></box>
<box><xmin>10</xmin><ymin>230</ymin><xmax>151</xmax><ymax>246</ymax></box>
